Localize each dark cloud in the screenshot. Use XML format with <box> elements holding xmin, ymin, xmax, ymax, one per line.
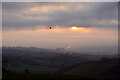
<box><xmin>2</xmin><ymin>2</ymin><xmax>118</xmax><ymax>30</ymax></box>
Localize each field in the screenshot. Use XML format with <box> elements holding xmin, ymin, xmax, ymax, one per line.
<box><xmin>2</xmin><ymin>60</ymin><xmax>119</xmax><ymax>80</ymax></box>
<box><xmin>7</xmin><ymin>64</ymin><xmax>57</xmax><ymax>73</ymax></box>
<box><xmin>64</xmin><ymin>62</ymin><xmax>117</xmax><ymax>76</ymax></box>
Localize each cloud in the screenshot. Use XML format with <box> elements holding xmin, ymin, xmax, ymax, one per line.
<box><xmin>2</xmin><ymin>0</ymin><xmax>120</xmax><ymax>2</ymax></box>
<box><xmin>2</xmin><ymin>2</ymin><xmax>118</xmax><ymax>30</ymax></box>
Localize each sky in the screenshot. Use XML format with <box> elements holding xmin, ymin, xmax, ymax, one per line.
<box><xmin>2</xmin><ymin>2</ymin><xmax>118</xmax><ymax>53</ymax></box>
<box><xmin>2</xmin><ymin>0</ymin><xmax>120</xmax><ymax>2</ymax></box>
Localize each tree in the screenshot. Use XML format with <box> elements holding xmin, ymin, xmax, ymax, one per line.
<box><xmin>24</xmin><ymin>69</ymin><xmax>30</xmax><ymax>73</ymax></box>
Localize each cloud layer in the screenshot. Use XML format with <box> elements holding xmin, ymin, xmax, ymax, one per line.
<box><xmin>2</xmin><ymin>0</ymin><xmax>120</xmax><ymax>2</ymax></box>
<box><xmin>2</xmin><ymin>2</ymin><xmax>118</xmax><ymax>30</ymax></box>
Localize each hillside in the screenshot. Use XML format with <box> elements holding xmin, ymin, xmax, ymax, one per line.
<box><xmin>2</xmin><ymin>60</ymin><xmax>119</xmax><ymax>80</ymax></box>
<box><xmin>3</xmin><ymin>46</ymin><xmax>115</xmax><ymax>73</ymax></box>
<box><xmin>2</xmin><ymin>47</ymin><xmax>119</xmax><ymax>79</ymax></box>
<box><xmin>64</xmin><ymin>60</ymin><xmax>119</xmax><ymax>78</ymax></box>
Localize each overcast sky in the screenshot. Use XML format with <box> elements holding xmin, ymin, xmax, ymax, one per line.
<box><xmin>2</xmin><ymin>2</ymin><xmax>118</xmax><ymax>30</ymax></box>
<box><xmin>2</xmin><ymin>2</ymin><xmax>118</xmax><ymax>53</ymax></box>
<box><xmin>2</xmin><ymin>0</ymin><xmax>120</xmax><ymax>2</ymax></box>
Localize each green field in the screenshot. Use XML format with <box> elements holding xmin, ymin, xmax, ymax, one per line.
<box><xmin>7</xmin><ymin>64</ymin><xmax>57</xmax><ymax>73</ymax></box>
<box><xmin>2</xmin><ymin>61</ymin><xmax>119</xmax><ymax>80</ymax></box>
<box><xmin>65</xmin><ymin>62</ymin><xmax>117</xmax><ymax>76</ymax></box>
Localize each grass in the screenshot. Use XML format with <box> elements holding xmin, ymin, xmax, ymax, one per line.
<box><xmin>64</xmin><ymin>61</ymin><xmax>117</xmax><ymax>76</ymax></box>
<box><xmin>2</xmin><ymin>61</ymin><xmax>118</xmax><ymax>80</ymax></box>
<box><xmin>7</xmin><ymin>64</ymin><xmax>57</xmax><ymax>73</ymax></box>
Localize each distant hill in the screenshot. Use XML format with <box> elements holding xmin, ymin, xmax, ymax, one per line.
<box><xmin>2</xmin><ymin>46</ymin><xmax>117</xmax><ymax>74</ymax></box>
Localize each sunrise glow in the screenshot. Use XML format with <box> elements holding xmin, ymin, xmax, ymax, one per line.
<box><xmin>72</xmin><ymin>27</ymin><xmax>78</xmax><ymax>30</ymax></box>
<box><xmin>71</xmin><ymin>26</ymin><xmax>87</xmax><ymax>30</ymax></box>
<box><xmin>70</xmin><ymin>26</ymin><xmax>92</xmax><ymax>33</ymax></box>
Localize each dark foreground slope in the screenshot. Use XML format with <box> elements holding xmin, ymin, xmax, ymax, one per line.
<box><xmin>2</xmin><ymin>73</ymin><xmax>90</xmax><ymax>80</ymax></box>
<box><xmin>2</xmin><ymin>60</ymin><xmax>119</xmax><ymax>80</ymax></box>
<box><xmin>2</xmin><ymin>73</ymin><xmax>119</xmax><ymax>80</ymax></box>
<box><xmin>64</xmin><ymin>60</ymin><xmax>119</xmax><ymax>79</ymax></box>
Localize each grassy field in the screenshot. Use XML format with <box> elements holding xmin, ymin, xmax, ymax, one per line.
<box><xmin>64</xmin><ymin>62</ymin><xmax>117</xmax><ymax>76</ymax></box>
<box><xmin>7</xmin><ymin>64</ymin><xmax>57</xmax><ymax>73</ymax></box>
<box><xmin>2</xmin><ymin>61</ymin><xmax>119</xmax><ymax>80</ymax></box>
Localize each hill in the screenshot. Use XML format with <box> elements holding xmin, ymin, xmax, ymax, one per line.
<box><xmin>64</xmin><ymin>60</ymin><xmax>119</xmax><ymax>79</ymax></box>
<box><xmin>2</xmin><ymin>60</ymin><xmax>119</xmax><ymax>80</ymax></box>
<box><xmin>3</xmin><ymin>46</ymin><xmax>115</xmax><ymax>73</ymax></box>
